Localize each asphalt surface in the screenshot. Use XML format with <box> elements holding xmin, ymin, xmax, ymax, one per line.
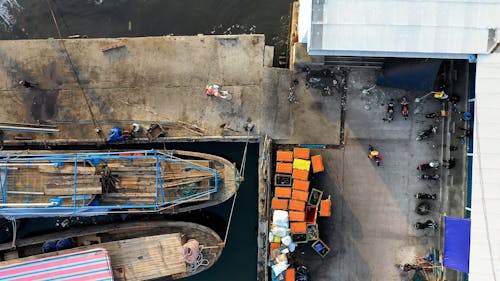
<box><xmin>288</xmin><ymin>63</ymin><xmax>469</xmax><ymax>281</ymax></box>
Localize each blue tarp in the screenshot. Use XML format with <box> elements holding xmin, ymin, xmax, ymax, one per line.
<box><xmin>107</xmin><ymin>127</ymin><xmax>125</xmax><ymax>142</ymax></box>
<box><xmin>444</xmin><ymin>216</ymin><xmax>471</xmax><ymax>273</ymax></box>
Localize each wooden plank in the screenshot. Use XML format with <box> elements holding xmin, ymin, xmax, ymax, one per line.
<box><xmin>0</xmin><ymin>125</ymin><xmax>59</xmax><ymax>133</ymax></box>
<box><xmin>102</xmin><ymin>198</ymin><xmax>154</xmax><ymax>204</ymax></box>
<box><xmin>44</xmin><ymin>186</ymin><xmax>102</xmax><ymax>196</ymax></box>
<box><xmin>45</xmin><ymin>181</ymin><xmax>102</xmax><ymax>189</ymax></box>
<box><xmin>37</xmin><ymin>166</ymin><xmax>95</xmax><ymax>174</ymax></box>
<box><xmin>46</xmin><ymin>178</ymin><xmax>102</xmax><ymax>186</ymax></box>
<box><xmin>107</xmin><ymin>167</ymin><xmax>156</xmax><ymax>172</ymax></box>
<box><xmin>164</xmin><ymin>176</ymin><xmax>212</xmax><ymax>188</ymax></box>
<box><xmin>162</xmin><ymin>171</ymin><xmax>213</xmax><ymax>180</ymax></box>
<box><xmin>163</xmin><ymin>160</ymin><xmax>210</xmax><ymax>174</ymax></box>
<box><xmin>104</xmin><ymin>192</ymin><xmax>157</xmax><ymax>198</ymax></box>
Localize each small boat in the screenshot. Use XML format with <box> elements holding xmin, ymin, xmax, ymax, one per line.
<box><xmin>0</xmin><ymin>149</ymin><xmax>240</xmax><ymax>218</ymax></box>
<box><xmin>0</xmin><ymin>220</ymin><xmax>224</xmax><ymax>280</ymax></box>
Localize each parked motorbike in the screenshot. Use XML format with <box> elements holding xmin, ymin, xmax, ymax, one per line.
<box><xmin>416</xmin><ymin>125</ymin><xmax>438</xmax><ymax>141</ymax></box>
<box><xmin>415</xmin><ymin>220</ymin><xmax>438</xmax><ymax>230</ymax></box>
<box><xmin>417</xmin><ymin>160</ymin><xmax>440</xmax><ymax>170</ymax></box>
<box><xmin>418</xmin><ymin>174</ymin><xmax>440</xmax><ymax>180</ymax></box>
<box><xmin>415</xmin><ymin>202</ymin><xmax>432</xmax><ymax>215</ymax></box>
<box><xmin>401</xmin><ymin>96</ymin><xmax>409</xmax><ymax>119</ymax></box>
<box><xmin>398</xmin><ymin>263</ymin><xmax>423</xmax><ymax>272</ymax></box>
<box><xmin>415</xmin><ymin>193</ymin><xmax>437</xmax><ymax>200</ymax></box>
<box><xmin>296</xmin><ymin>266</ymin><xmax>310</xmax><ymax>281</ymax></box>
<box><xmin>425</xmin><ymin>112</ymin><xmax>440</xmax><ymax>119</ymax></box>
<box><xmin>368</xmin><ymin>145</ymin><xmax>382</xmax><ymax>166</ymax></box>
<box><xmin>443</xmin><ymin>158</ymin><xmax>456</xmax><ymax>169</ymax></box>
<box><xmin>383</xmin><ymin>99</ymin><xmax>395</xmax><ymax>122</ymax></box>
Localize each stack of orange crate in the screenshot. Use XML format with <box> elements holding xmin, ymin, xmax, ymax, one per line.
<box><xmin>271</xmin><ymin>151</ymin><xmax>294</xmax><ymax>211</ymax></box>
<box><xmin>289</xmin><ymin>148</ymin><xmax>311</xmax><ymax>242</ymax></box>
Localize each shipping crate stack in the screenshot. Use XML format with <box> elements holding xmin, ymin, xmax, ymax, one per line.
<box><xmin>269</xmin><ymin>148</ymin><xmax>332</xmax><ymax>280</ymax></box>
<box><xmin>289</xmin><ymin>147</ymin><xmax>310</xmax><ymax>244</ymax></box>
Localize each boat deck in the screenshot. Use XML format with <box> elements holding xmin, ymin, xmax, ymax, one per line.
<box><xmin>1</xmin><ymin>233</ymin><xmax>187</xmax><ymax>280</ymax></box>
<box><xmin>0</xmin><ymin>220</ymin><xmax>224</xmax><ymax>280</ymax></box>
<box><xmin>0</xmin><ymin>150</ymin><xmax>235</xmax><ymax>216</ymax></box>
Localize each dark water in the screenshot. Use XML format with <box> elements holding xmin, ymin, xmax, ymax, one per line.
<box><xmin>1</xmin><ymin>142</ymin><xmax>259</xmax><ymax>281</ymax></box>
<box><xmin>1</xmin><ymin>0</ymin><xmax>292</xmax><ymax>65</ymax></box>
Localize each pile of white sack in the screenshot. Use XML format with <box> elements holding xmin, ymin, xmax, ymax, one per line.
<box><xmin>268</xmin><ymin>210</ymin><xmax>297</xmax><ymax>276</ymax></box>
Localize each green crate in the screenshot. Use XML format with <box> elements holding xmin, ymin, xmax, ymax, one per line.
<box><xmin>308</xmin><ymin>188</ymin><xmax>323</xmax><ymax>207</ymax></box>
<box><xmin>311</xmin><ymin>239</ymin><xmax>330</xmax><ymax>258</ymax></box>
<box><xmin>306</xmin><ymin>224</ymin><xmax>319</xmax><ymax>241</ymax></box>
<box><xmin>291</xmin><ymin>233</ymin><xmax>308</xmax><ymax>244</ymax></box>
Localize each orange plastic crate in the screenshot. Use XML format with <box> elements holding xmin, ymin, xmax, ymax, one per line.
<box><xmin>289</xmin><ymin>199</ymin><xmax>306</xmax><ymax>211</ymax></box>
<box><xmin>292</xmin><ymin>189</ymin><xmax>309</xmax><ymax>202</ymax></box>
<box><xmin>275</xmin><ymin>187</ymin><xmax>292</xmax><ymax>198</ymax></box>
<box><xmin>293</xmin><ymin>147</ymin><xmax>310</xmax><ymax>159</ymax></box>
<box><xmin>292</xmin><ymin>180</ymin><xmax>310</xmax><ymax>192</ymax></box>
<box><xmin>277</xmin><ymin>151</ymin><xmax>293</xmax><ymax>162</ymax></box>
<box><xmin>290</xmin><ymin>222</ymin><xmax>307</xmax><ymax>233</ymax></box>
<box><xmin>292</xmin><ymin>169</ymin><xmax>309</xmax><ymax>181</ymax></box>
<box><xmin>276</xmin><ymin>162</ymin><xmax>293</xmax><ymax>174</ymax></box>
<box><xmin>289</xmin><ymin>211</ymin><xmax>306</xmax><ymax>222</ymax></box>
<box><xmin>319</xmin><ymin>197</ymin><xmax>332</xmax><ymax>217</ymax></box>
<box><xmin>271</xmin><ymin>198</ymin><xmax>288</xmax><ymax>210</ymax></box>
<box><xmin>286</xmin><ymin>268</ymin><xmax>295</xmax><ymax>281</ymax></box>
<box><xmin>270</xmin><ymin>242</ymin><xmax>281</xmax><ymax>252</ymax></box>
<box><xmin>311</xmin><ymin>155</ymin><xmax>325</xmax><ymax>173</ymax></box>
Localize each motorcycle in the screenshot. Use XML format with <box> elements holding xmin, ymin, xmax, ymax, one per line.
<box><xmin>415</xmin><ymin>202</ymin><xmax>431</xmax><ymax>215</ymax></box>
<box><xmin>415</xmin><ymin>220</ymin><xmax>438</xmax><ymax>230</ymax></box>
<box><xmin>205</xmin><ymin>84</ymin><xmax>233</xmax><ymax>100</ymax></box>
<box><xmin>425</xmin><ymin>112</ymin><xmax>440</xmax><ymax>119</ymax></box>
<box><xmin>416</xmin><ymin>125</ymin><xmax>437</xmax><ymax>141</ymax></box>
<box><xmin>417</xmin><ymin>160</ymin><xmax>440</xmax><ymax>170</ymax></box>
<box><xmin>401</xmin><ymin>96</ymin><xmax>409</xmax><ymax>119</ymax></box>
<box><xmin>443</xmin><ymin>158</ymin><xmax>456</xmax><ymax>169</ymax></box>
<box><xmin>418</xmin><ymin>174</ymin><xmax>440</xmax><ymax>180</ymax></box>
<box><xmin>415</xmin><ymin>193</ymin><xmax>437</xmax><ymax>200</ymax></box>
<box><xmin>368</xmin><ymin>145</ymin><xmax>382</xmax><ymax>166</ymax></box>
<box><xmin>383</xmin><ymin>99</ymin><xmax>395</xmax><ymax>122</ymax></box>
<box><xmin>296</xmin><ymin>266</ymin><xmax>309</xmax><ymax>281</ymax></box>
<box><xmin>398</xmin><ymin>263</ymin><xmax>423</xmax><ymax>272</ymax></box>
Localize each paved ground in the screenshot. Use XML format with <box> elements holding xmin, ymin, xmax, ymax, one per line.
<box><xmin>0</xmin><ymin>35</ymin><xmax>338</xmax><ymax>145</ymax></box>
<box><xmin>0</xmin><ymin>35</ymin><xmax>470</xmax><ymax>281</ymax></box>
<box><xmin>289</xmin><ymin>64</ymin><xmax>469</xmax><ymax>281</ymax></box>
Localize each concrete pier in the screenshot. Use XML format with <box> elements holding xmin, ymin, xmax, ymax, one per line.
<box><xmin>0</xmin><ymin>31</ymin><xmax>470</xmax><ymax>280</ymax></box>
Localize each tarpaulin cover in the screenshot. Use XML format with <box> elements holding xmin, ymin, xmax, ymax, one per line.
<box><xmin>377</xmin><ymin>59</ymin><xmax>442</xmax><ymax>91</ymax></box>
<box><xmin>444</xmin><ymin>216</ymin><xmax>471</xmax><ymax>273</ymax></box>
<box><xmin>0</xmin><ymin>248</ymin><xmax>113</xmax><ymax>281</ymax></box>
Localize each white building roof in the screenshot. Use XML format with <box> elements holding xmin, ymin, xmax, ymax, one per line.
<box><xmin>299</xmin><ymin>0</ymin><xmax>500</xmax><ymax>58</ymax></box>
<box><xmin>469</xmin><ymin>53</ymin><xmax>500</xmax><ymax>280</ymax></box>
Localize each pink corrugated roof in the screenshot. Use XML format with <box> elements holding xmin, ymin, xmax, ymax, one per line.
<box><xmin>0</xmin><ymin>248</ymin><xmax>113</xmax><ymax>281</ymax></box>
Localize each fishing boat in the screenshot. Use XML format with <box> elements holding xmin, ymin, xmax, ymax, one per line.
<box><xmin>0</xmin><ymin>149</ymin><xmax>239</xmax><ymax>218</ymax></box>
<box><xmin>0</xmin><ymin>220</ymin><xmax>224</xmax><ymax>280</ymax></box>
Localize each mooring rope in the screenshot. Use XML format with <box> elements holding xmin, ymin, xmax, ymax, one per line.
<box><xmin>223</xmin><ymin>126</ymin><xmax>251</xmax><ymax>244</ymax></box>
<box><xmin>45</xmin><ymin>0</ymin><xmax>103</xmax><ymax>137</ymax></box>
<box><xmin>223</xmin><ymin>188</ymin><xmax>238</xmax><ymax>245</ymax></box>
<box><xmin>187</xmin><ymin>248</ymin><xmax>209</xmax><ymax>273</ymax></box>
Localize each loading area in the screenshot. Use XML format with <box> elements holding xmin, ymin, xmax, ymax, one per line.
<box><xmin>0</xmin><ymin>33</ymin><xmax>472</xmax><ymax>281</ymax></box>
